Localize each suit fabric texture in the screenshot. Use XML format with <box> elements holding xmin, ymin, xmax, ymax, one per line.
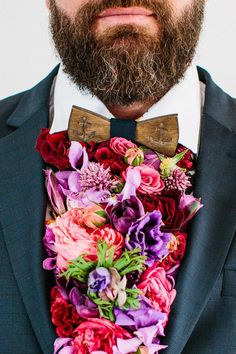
<box><xmin>0</xmin><ymin>66</ymin><xmax>236</xmax><ymax>354</ymax></box>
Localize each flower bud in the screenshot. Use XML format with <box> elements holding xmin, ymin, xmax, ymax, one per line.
<box><xmin>124</xmin><ymin>147</ymin><xmax>144</xmax><ymax>167</ymax></box>
<box><xmin>159</xmin><ymin>158</ymin><xmax>177</xmax><ymax>178</ymax></box>
<box><xmin>82</xmin><ymin>204</ymin><xmax>107</xmax><ymax>229</ymax></box>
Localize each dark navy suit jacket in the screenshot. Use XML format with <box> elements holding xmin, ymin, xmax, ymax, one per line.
<box><xmin>0</xmin><ymin>66</ymin><xmax>236</xmax><ymax>354</ymax></box>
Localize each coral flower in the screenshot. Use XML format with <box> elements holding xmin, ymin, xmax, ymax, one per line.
<box><xmin>50</xmin><ymin>209</ymin><xmax>124</xmax><ymax>270</ymax></box>
<box><xmin>91</xmin><ymin>226</ymin><xmax>125</xmax><ymax>260</ymax></box>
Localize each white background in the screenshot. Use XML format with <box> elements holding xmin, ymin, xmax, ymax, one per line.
<box><xmin>0</xmin><ymin>0</ymin><xmax>236</xmax><ymax>99</ymax></box>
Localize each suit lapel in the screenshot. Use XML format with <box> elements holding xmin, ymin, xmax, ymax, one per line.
<box><xmin>164</xmin><ymin>69</ymin><xmax>236</xmax><ymax>353</ymax></box>
<box><xmin>0</xmin><ymin>67</ymin><xmax>58</xmax><ymax>353</ymax></box>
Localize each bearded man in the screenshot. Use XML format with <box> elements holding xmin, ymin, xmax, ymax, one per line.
<box><xmin>0</xmin><ymin>0</ymin><xmax>236</xmax><ymax>353</ymax></box>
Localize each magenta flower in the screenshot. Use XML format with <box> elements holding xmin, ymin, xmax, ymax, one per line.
<box><xmin>143</xmin><ymin>149</ymin><xmax>161</xmax><ymax>170</ymax></box>
<box><xmin>53</xmin><ymin>337</ymin><xmax>74</xmax><ymax>354</ymax></box>
<box><xmin>68</xmin><ymin>141</ymin><xmax>88</xmax><ymax>171</ymax></box>
<box><xmin>164</xmin><ymin>168</ymin><xmax>192</xmax><ymax>193</ymax></box>
<box><xmin>42</xmin><ymin>226</ymin><xmax>57</xmax><ymax>270</ymax></box>
<box><xmin>45</xmin><ymin>169</ymin><xmax>66</xmax><ymax>215</ymax></box>
<box><xmin>179</xmin><ymin>193</ymin><xmax>203</xmax><ymax>229</ymax></box>
<box><xmin>43</xmin><ymin>225</ymin><xmax>56</xmax><ymax>256</ymax></box>
<box><xmin>69</xmin><ymin>287</ymin><xmax>99</xmax><ymax>318</ymax></box>
<box><xmin>79</xmin><ymin>162</ymin><xmax>117</xmax><ymax>192</ymax></box>
<box><xmin>120</xmin><ymin>168</ymin><xmax>141</xmax><ymax>200</ymax></box>
<box><xmin>109</xmin><ymin>196</ymin><xmax>144</xmax><ymax>234</ymax></box>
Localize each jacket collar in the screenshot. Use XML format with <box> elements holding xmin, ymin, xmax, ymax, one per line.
<box><xmin>6</xmin><ymin>65</ymin><xmax>59</xmax><ymax>128</ymax></box>
<box><xmin>2</xmin><ymin>66</ymin><xmax>236</xmax><ymax>353</ymax></box>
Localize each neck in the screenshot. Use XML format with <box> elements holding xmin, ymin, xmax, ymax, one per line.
<box><xmin>106</xmin><ymin>99</ymin><xmax>156</xmax><ymax>120</ymax></box>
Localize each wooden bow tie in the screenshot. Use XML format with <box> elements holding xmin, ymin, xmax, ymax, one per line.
<box><xmin>68</xmin><ymin>106</ymin><xmax>179</xmax><ymax>156</ymax></box>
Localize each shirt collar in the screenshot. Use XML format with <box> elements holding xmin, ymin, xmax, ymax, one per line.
<box><xmin>51</xmin><ymin>63</ymin><xmax>201</xmax><ymax>153</ymax></box>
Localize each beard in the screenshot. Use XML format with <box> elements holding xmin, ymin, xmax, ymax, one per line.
<box><xmin>49</xmin><ymin>0</ymin><xmax>205</xmax><ymax>106</ymax></box>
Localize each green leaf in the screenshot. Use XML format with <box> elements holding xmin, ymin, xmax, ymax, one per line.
<box><xmin>172</xmin><ymin>149</ymin><xmax>189</xmax><ymax>164</ymax></box>
<box><xmin>122</xmin><ymin>288</ymin><xmax>142</xmax><ymax>310</ymax></box>
<box><xmin>97</xmin><ymin>242</ymin><xmax>114</xmax><ymax>268</ymax></box>
<box><xmin>113</xmin><ymin>248</ymin><xmax>146</xmax><ymax>275</ymax></box>
<box><xmin>61</xmin><ymin>256</ymin><xmax>96</xmax><ymax>282</ymax></box>
<box><xmin>88</xmin><ymin>290</ymin><xmax>115</xmax><ymax>321</ymax></box>
<box><xmin>95</xmin><ymin>210</ymin><xmax>107</xmax><ymax>218</ymax></box>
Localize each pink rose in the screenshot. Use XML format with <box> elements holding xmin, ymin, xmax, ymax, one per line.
<box><xmin>72</xmin><ymin>318</ymin><xmax>132</xmax><ymax>354</ymax></box>
<box><xmin>122</xmin><ymin>165</ymin><xmax>164</xmax><ymax>195</ymax></box>
<box><xmin>50</xmin><ymin>209</ymin><xmax>124</xmax><ymax>270</ymax></box>
<box><xmin>110</xmin><ymin>137</ymin><xmax>137</xmax><ymax>156</ymax></box>
<box><xmin>138</xmin><ymin>266</ymin><xmax>176</xmax><ymax>314</ymax></box>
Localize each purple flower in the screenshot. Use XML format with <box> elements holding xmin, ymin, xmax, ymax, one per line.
<box><xmin>114</xmin><ymin>328</ymin><xmax>167</xmax><ymax>354</ymax></box>
<box><xmin>69</xmin><ymin>287</ymin><xmax>99</xmax><ymax>318</ymax></box>
<box><xmin>68</xmin><ymin>141</ymin><xmax>88</xmax><ymax>171</ymax></box>
<box><xmin>126</xmin><ymin>211</ymin><xmax>173</xmax><ymax>266</ymax></box>
<box><xmin>43</xmin><ymin>257</ymin><xmax>57</xmax><ymax>270</ymax></box>
<box><xmin>143</xmin><ymin>149</ymin><xmax>161</xmax><ymax>170</ymax></box>
<box><xmin>113</xmin><ymin>299</ymin><xmax>168</xmax><ymax>354</ymax></box>
<box><xmin>109</xmin><ymin>196</ymin><xmax>144</xmax><ymax>234</ymax></box>
<box><xmin>88</xmin><ymin>267</ymin><xmax>111</xmax><ymax>293</ymax></box>
<box><xmin>45</xmin><ymin>169</ymin><xmax>66</xmax><ymax>215</ymax></box>
<box><xmin>120</xmin><ymin>168</ymin><xmax>141</xmax><ymax>200</ymax></box>
<box><xmin>43</xmin><ymin>225</ymin><xmax>55</xmax><ymax>256</ymax></box>
<box><xmin>114</xmin><ymin>298</ymin><xmax>167</xmax><ymax>332</ymax></box>
<box><xmin>179</xmin><ymin>193</ymin><xmax>203</xmax><ymax>229</ymax></box>
<box><xmin>53</xmin><ymin>337</ymin><xmax>74</xmax><ymax>354</ymax></box>
<box><xmin>43</xmin><ymin>226</ymin><xmax>57</xmax><ymax>270</ymax></box>
<box><xmin>56</xmin><ymin>171</ymin><xmax>112</xmax><ymax>209</ymax></box>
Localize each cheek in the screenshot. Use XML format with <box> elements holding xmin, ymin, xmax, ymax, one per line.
<box><xmin>168</xmin><ymin>0</ymin><xmax>193</xmax><ymax>16</ymax></box>
<box><xmin>54</xmin><ymin>0</ymin><xmax>84</xmax><ymax>19</ymax></box>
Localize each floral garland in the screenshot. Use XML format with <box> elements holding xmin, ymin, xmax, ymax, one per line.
<box><xmin>36</xmin><ymin>129</ymin><xmax>203</xmax><ymax>354</ymax></box>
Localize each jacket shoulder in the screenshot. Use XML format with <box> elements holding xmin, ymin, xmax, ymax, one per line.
<box><xmin>0</xmin><ymin>91</ymin><xmax>29</xmax><ymax>137</ymax></box>
<box><xmin>198</xmin><ymin>67</ymin><xmax>236</xmax><ymax>133</ymax></box>
<box><xmin>0</xmin><ymin>66</ymin><xmax>59</xmax><ymax>138</ymax></box>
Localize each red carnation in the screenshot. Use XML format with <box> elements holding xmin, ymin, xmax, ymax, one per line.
<box><xmin>176</xmin><ymin>144</ymin><xmax>195</xmax><ymax>170</ymax></box>
<box><xmin>95</xmin><ymin>147</ymin><xmax>112</xmax><ymax>161</ymax></box>
<box><xmin>137</xmin><ymin>190</ymin><xmax>185</xmax><ymax>232</ymax></box>
<box><xmin>35</xmin><ymin>128</ymin><xmax>71</xmax><ymax>170</ymax></box>
<box><xmin>137</xmin><ymin>192</ymin><xmax>159</xmax><ymax>212</ymax></box>
<box><xmin>109</xmin><ymin>159</ymin><xmax>127</xmax><ymax>174</ymax></box>
<box><xmin>159</xmin><ymin>231</ymin><xmax>187</xmax><ymax>271</ymax></box>
<box><xmin>86</xmin><ymin>141</ymin><xmax>98</xmax><ymax>160</ymax></box>
<box><xmin>156</xmin><ymin>191</ymin><xmax>182</xmax><ymax>231</ymax></box>
<box><xmin>94</xmin><ymin>142</ymin><xmax>127</xmax><ymax>175</ymax></box>
<box><xmin>50</xmin><ymin>287</ymin><xmax>82</xmax><ymax>338</ymax></box>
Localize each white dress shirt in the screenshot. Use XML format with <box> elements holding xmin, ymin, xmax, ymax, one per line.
<box><xmin>50</xmin><ymin>63</ymin><xmax>202</xmax><ymax>153</ymax></box>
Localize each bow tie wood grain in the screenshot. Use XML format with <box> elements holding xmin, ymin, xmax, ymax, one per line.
<box><xmin>68</xmin><ymin>106</ymin><xmax>179</xmax><ymax>156</ymax></box>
